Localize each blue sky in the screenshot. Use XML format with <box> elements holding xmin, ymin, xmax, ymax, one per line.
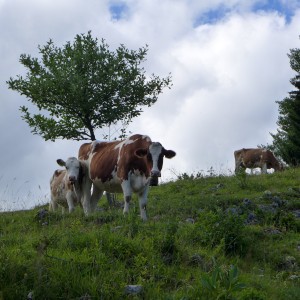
<box><xmin>1</xmin><ymin>0</ymin><xmax>300</xmax><ymax>211</ymax></box>
<box><xmin>109</xmin><ymin>1</ymin><xmax>299</xmax><ymax>25</ymax></box>
<box><xmin>253</xmin><ymin>0</ymin><xmax>297</xmax><ymax>22</ymax></box>
<box><xmin>109</xmin><ymin>2</ymin><xmax>128</xmax><ymax>20</ymax></box>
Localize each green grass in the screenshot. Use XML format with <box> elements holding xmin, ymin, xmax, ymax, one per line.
<box><xmin>0</xmin><ymin>168</ymin><xmax>300</xmax><ymax>299</ymax></box>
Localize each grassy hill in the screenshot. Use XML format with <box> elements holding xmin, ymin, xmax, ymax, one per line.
<box><xmin>0</xmin><ymin>168</ymin><xmax>300</xmax><ymax>299</ymax></box>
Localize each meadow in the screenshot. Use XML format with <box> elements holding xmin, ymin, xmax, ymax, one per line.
<box><xmin>0</xmin><ymin>168</ymin><xmax>299</xmax><ymax>299</ymax></box>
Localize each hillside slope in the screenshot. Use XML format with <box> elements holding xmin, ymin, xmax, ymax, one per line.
<box><xmin>0</xmin><ymin>168</ymin><xmax>300</xmax><ymax>299</ymax></box>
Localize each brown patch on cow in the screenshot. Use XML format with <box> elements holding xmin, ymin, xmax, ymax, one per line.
<box><xmin>78</xmin><ymin>143</ymin><xmax>93</xmax><ymax>160</ymax></box>
<box><xmin>89</xmin><ymin>141</ymin><xmax>120</xmax><ymax>182</ymax></box>
<box><xmin>117</xmin><ymin>134</ymin><xmax>152</xmax><ymax>180</ymax></box>
<box><xmin>50</xmin><ymin>169</ymin><xmax>66</xmax><ymax>198</ymax></box>
<box><xmin>54</xmin><ymin>169</ymin><xmax>64</xmax><ymax>177</ymax></box>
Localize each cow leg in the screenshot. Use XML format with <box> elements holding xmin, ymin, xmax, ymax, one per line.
<box><xmin>60</xmin><ymin>205</ymin><xmax>66</xmax><ymax>214</ymax></box>
<box><xmin>90</xmin><ymin>184</ymin><xmax>103</xmax><ymax>212</ymax></box>
<box><xmin>123</xmin><ymin>195</ymin><xmax>132</xmax><ymax>215</ymax></box>
<box><xmin>234</xmin><ymin>165</ymin><xmax>239</xmax><ymax>174</ymax></box>
<box><xmin>66</xmin><ymin>191</ymin><xmax>75</xmax><ymax>213</ymax></box>
<box><xmin>81</xmin><ymin>179</ymin><xmax>92</xmax><ymax>215</ymax></box>
<box><xmin>235</xmin><ymin>160</ymin><xmax>243</xmax><ymax>174</ymax></box>
<box><xmin>49</xmin><ymin>196</ymin><xmax>58</xmax><ymax>212</ymax></box>
<box><xmin>138</xmin><ymin>187</ymin><xmax>149</xmax><ymax>221</ymax></box>
<box><xmin>121</xmin><ymin>180</ymin><xmax>133</xmax><ymax>216</ymax></box>
<box><xmin>261</xmin><ymin>163</ymin><xmax>267</xmax><ymax>174</ymax></box>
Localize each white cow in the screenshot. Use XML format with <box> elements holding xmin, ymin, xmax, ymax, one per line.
<box><xmin>49</xmin><ymin>157</ymin><xmax>87</xmax><ymax>213</ymax></box>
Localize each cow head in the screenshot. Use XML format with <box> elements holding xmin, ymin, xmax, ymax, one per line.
<box><xmin>135</xmin><ymin>142</ymin><xmax>176</xmax><ymax>186</ymax></box>
<box><xmin>57</xmin><ymin>157</ymin><xmax>82</xmax><ymax>184</ymax></box>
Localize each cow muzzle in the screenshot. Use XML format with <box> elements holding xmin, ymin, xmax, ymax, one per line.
<box><xmin>150</xmin><ymin>170</ymin><xmax>161</xmax><ymax>186</ymax></box>
<box><xmin>150</xmin><ymin>176</ymin><xmax>159</xmax><ymax>186</ymax></box>
<box><xmin>69</xmin><ymin>176</ymin><xmax>76</xmax><ymax>183</ymax></box>
<box><xmin>150</xmin><ymin>170</ymin><xmax>161</xmax><ymax>177</ymax></box>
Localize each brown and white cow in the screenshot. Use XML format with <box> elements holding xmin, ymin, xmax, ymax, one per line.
<box><xmin>234</xmin><ymin>148</ymin><xmax>282</xmax><ymax>174</ymax></box>
<box><xmin>78</xmin><ymin>134</ymin><xmax>176</xmax><ymax>220</ymax></box>
<box><xmin>49</xmin><ymin>157</ymin><xmax>87</xmax><ymax>213</ymax></box>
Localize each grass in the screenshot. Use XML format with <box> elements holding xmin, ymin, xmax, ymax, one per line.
<box><xmin>0</xmin><ymin>168</ymin><xmax>300</xmax><ymax>299</ymax></box>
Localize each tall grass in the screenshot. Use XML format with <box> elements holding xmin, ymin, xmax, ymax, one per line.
<box><xmin>0</xmin><ymin>176</ymin><xmax>48</xmax><ymax>212</ymax></box>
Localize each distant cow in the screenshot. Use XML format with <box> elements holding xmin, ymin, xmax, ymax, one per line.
<box><xmin>234</xmin><ymin>148</ymin><xmax>282</xmax><ymax>174</ymax></box>
<box><xmin>78</xmin><ymin>134</ymin><xmax>176</xmax><ymax>220</ymax></box>
<box><xmin>50</xmin><ymin>157</ymin><xmax>87</xmax><ymax>213</ymax></box>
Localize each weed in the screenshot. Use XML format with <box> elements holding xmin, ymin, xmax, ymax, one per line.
<box><xmin>235</xmin><ymin>169</ymin><xmax>248</xmax><ymax>189</ymax></box>
<box><xmin>177</xmin><ymin>171</ymin><xmax>203</xmax><ymax>180</ymax></box>
<box><xmin>159</xmin><ymin>221</ymin><xmax>179</xmax><ymax>264</ymax></box>
<box><xmin>201</xmin><ymin>264</ymin><xmax>246</xmax><ymax>299</ymax></box>
<box><xmin>239</xmin><ymin>288</ymin><xmax>267</xmax><ymax>300</ymax></box>
<box><xmin>192</xmin><ymin>209</ymin><xmax>247</xmax><ymax>256</ymax></box>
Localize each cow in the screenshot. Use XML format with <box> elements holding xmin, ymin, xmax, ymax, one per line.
<box><xmin>49</xmin><ymin>157</ymin><xmax>87</xmax><ymax>213</ymax></box>
<box><xmin>234</xmin><ymin>148</ymin><xmax>283</xmax><ymax>174</ymax></box>
<box><xmin>78</xmin><ymin>134</ymin><xmax>176</xmax><ymax>220</ymax></box>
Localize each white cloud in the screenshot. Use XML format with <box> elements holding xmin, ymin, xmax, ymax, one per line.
<box><xmin>0</xmin><ymin>0</ymin><xmax>300</xmax><ymax>210</ymax></box>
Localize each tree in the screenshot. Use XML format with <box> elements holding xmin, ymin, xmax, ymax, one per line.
<box><xmin>7</xmin><ymin>31</ymin><xmax>172</xmax><ymax>141</ymax></box>
<box><xmin>271</xmin><ymin>42</ymin><xmax>300</xmax><ymax>165</ymax></box>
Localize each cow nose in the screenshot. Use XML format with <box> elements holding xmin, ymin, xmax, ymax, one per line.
<box><xmin>151</xmin><ymin>170</ymin><xmax>161</xmax><ymax>177</ymax></box>
<box><xmin>69</xmin><ymin>176</ymin><xmax>76</xmax><ymax>183</ymax></box>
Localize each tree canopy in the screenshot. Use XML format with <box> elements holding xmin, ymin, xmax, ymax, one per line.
<box><xmin>271</xmin><ymin>42</ymin><xmax>300</xmax><ymax>165</ymax></box>
<box><xmin>7</xmin><ymin>32</ymin><xmax>172</xmax><ymax>141</ymax></box>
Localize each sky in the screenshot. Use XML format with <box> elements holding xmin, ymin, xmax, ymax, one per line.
<box><xmin>1</xmin><ymin>0</ymin><xmax>300</xmax><ymax>211</ymax></box>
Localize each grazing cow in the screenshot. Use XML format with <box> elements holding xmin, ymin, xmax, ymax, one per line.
<box><xmin>50</xmin><ymin>157</ymin><xmax>87</xmax><ymax>213</ymax></box>
<box><xmin>78</xmin><ymin>134</ymin><xmax>176</xmax><ymax>220</ymax></box>
<box><xmin>234</xmin><ymin>148</ymin><xmax>282</xmax><ymax>174</ymax></box>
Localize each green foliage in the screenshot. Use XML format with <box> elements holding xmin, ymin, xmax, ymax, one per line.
<box><xmin>201</xmin><ymin>264</ymin><xmax>246</xmax><ymax>299</ymax></box>
<box><xmin>271</xmin><ymin>40</ymin><xmax>300</xmax><ymax>165</ymax></box>
<box><xmin>239</xmin><ymin>288</ymin><xmax>267</xmax><ymax>300</ymax></box>
<box><xmin>7</xmin><ymin>31</ymin><xmax>172</xmax><ymax>141</ymax></box>
<box><xmin>159</xmin><ymin>221</ymin><xmax>179</xmax><ymax>264</ymax></box>
<box><xmin>1</xmin><ymin>168</ymin><xmax>300</xmax><ymax>299</ymax></box>
<box><xmin>177</xmin><ymin>171</ymin><xmax>203</xmax><ymax>180</ymax></box>
<box><xmin>235</xmin><ymin>168</ymin><xmax>248</xmax><ymax>189</ymax></box>
<box><xmin>192</xmin><ymin>210</ymin><xmax>247</xmax><ymax>256</ymax></box>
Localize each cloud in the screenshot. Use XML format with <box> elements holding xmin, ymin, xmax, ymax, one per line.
<box><xmin>0</xmin><ymin>0</ymin><xmax>300</xmax><ymax>210</ymax></box>
<box><xmin>130</xmin><ymin>9</ymin><xmax>300</xmax><ymax>176</ymax></box>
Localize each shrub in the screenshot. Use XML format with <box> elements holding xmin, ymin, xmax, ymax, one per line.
<box><xmin>239</xmin><ymin>288</ymin><xmax>267</xmax><ymax>300</ymax></box>
<box><xmin>193</xmin><ymin>210</ymin><xmax>247</xmax><ymax>256</ymax></box>
<box><xmin>201</xmin><ymin>264</ymin><xmax>246</xmax><ymax>299</ymax></box>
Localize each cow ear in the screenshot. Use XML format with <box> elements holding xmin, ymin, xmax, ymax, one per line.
<box><xmin>135</xmin><ymin>148</ymin><xmax>148</xmax><ymax>158</ymax></box>
<box><xmin>164</xmin><ymin>150</ymin><xmax>176</xmax><ymax>159</ymax></box>
<box><xmin>57</xmin><ymin>159</ymin><xmax>66</xmax><ymax>167</ymax></box>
